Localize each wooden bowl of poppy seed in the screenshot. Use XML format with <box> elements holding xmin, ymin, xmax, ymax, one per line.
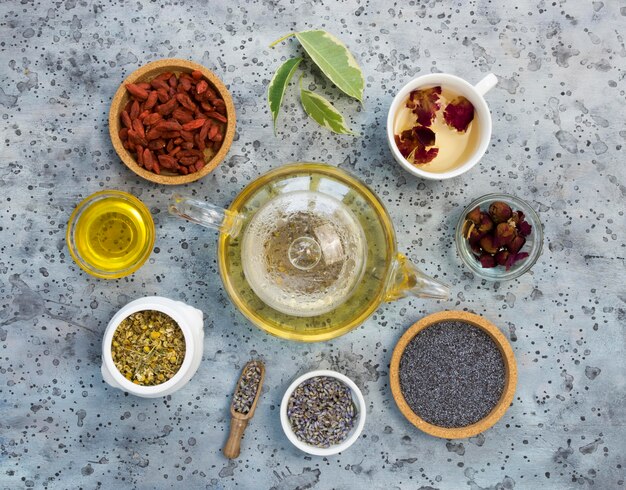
<box><xmin>109</xmin><ymin>58</ymin><xmax>236</xmax><ymax>185</ymax></box>
<box><xmin>390</xmin><ymin>310</ymin><xmax>517</xmax><ymax>439</ymax></box>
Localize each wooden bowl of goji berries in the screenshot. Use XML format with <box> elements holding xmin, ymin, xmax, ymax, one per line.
<box><xmin>109</xmin><ymin>58</ymin><xmax>236</xmax><ymax>185</ymax></box>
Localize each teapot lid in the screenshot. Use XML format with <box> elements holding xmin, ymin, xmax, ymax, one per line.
<box><xmin>241</xmin><ymin>190</ymin><xmax>366</xmax><ymax>317</ymax></box>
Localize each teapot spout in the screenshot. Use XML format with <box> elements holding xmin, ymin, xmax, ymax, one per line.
<box><xmin>169</xmin><ymin>194</ymin><xmax>244</xmax><ymax>238</ymax></box>
<box><xmin>385</xmin><ymin>254</ymin><xmax>450</xmax><ymax>302</ymax></box>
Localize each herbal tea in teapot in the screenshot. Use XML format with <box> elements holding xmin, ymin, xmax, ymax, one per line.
<box><xmin>241</xmin><ymin>191</ymin><xmax>366</xmax><ymax>317</ymax></box>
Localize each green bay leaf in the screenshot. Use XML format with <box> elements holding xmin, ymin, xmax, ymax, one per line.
<box><xmin>267</xmin><ymin>57</ymin><xmax>302</xmax><ymax>132</ymax></box>
<box><xmin>300</xmin><ymin>85</ymin><xmax>354</xmax><ymax>135</ymax></box>
<box><xmin>295</xmin><ymin>30</ymin><xmax>364</xmax><ymax>102</ymax></box>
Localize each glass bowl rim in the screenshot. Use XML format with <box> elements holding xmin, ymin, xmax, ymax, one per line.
<box><xmin>66</xmin><ymin>190</ymin><xmax>155</xmax><ymax>279</ymax></box>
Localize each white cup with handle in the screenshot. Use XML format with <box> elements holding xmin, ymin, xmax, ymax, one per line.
<box><xmin>387</xmin><ymin>73</ymin><xmax>498</xmax><ymax>180</ymax></box>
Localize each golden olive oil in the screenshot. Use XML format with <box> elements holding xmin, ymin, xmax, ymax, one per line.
<box><xmin>68</xmin><ymin>191</ymin><xmax>154</xmax><ymax>278</ymax></box>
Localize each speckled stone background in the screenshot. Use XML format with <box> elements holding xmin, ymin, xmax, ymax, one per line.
<box><xmin>0</xmin><ymin>1</ymin><xmax>624</xmax><ymax>489</ymax></box>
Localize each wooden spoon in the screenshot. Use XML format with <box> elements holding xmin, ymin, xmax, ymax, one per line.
<box><xmin>223</xmin><ymin>360</ymin><xmax>265</xmax><ymax>459</ymax></box>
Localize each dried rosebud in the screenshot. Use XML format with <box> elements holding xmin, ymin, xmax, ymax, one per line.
<box><xmin>466</xmin><ymin>206</ymin><xmax>482</xmax><ymax>225</ymax></box>
<box><xmin>394</xmin><ymin>127</ymin><xmax>439</xmax><ymax>164</ymax></box>
<box><xmin>412</xmin><ymin>145</ymin><xmax>439</xmax><ymax>164</ymax></box>
<box><xmin>479</xmin><ymin>254</ymin><xmax>496</xmax><ymax>268</ymax></box>
<box><xmin>504</xmin><ymin>251</ymin><xmax>529</xmax><ymax>270</ymax></box>
<box><xmin>489</xmin><ymin>201</ymin><xmax>513</xmax><ymax>223</ymax></box>
<box><xmin>495</xmin><ymin>250</ymin><xmax>510</xmax><ymax>266</ymax></box>
<box><xmin>394</xmin><ymin>130</ymin><xmax>417</xmax><ymax>158</ymax></box>
<box><xmin>495</xmin><ymin>222</ymin><xmax>516</xmax><ymax>247</ymax></box>
<box><xmin>508</xmin><ymin>235</ymin><xmax>526</xmax><ymax>255</ymax></box>
<box><xmin>468</xmin><ymin>227</ymin><xmax>484</xmax><ymax>246</ymax></box>
<box><xmin>477</xmin><ymin>212</ymin><xmax>494</xmax><ymax>234</ymax></box>
<box><xmin>518</xmin><ymin>220</ymin><xmax>532</xmax><ymax>237</ymax></box>
<box><xmin>413</xmin><ymin>125</ymin><xmax>436</xmax><ymax>147</ymax></box>
<box><xmin>479</xmin><ymin>235</ymin><xmax>499</xmax><ymax>255</ymax></box>
<box><xmin>509</xmin><ymin>210</ymin><xmax>524</xmax><ymax>225</ymax></box>
<box><xmin>406</xmin><ymin>86</ymin><xmax>441</xmax><ymax>126</ymax></box>
<box><xmin>514</xmin><ymin>252</ymin><xmax>529</xmax><ymax>263</ymax></box>
<box><xmin>470</xmin><ymin>242</ymin><xmax>482</xmax><ymax>256</ymax></box>
<box><xmin>443</xmin><ymin>96</ymin><xmax>475</xmax><ymax>132</ymax></box>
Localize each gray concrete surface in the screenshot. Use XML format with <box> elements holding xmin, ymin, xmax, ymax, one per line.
<box><xmin>0</xmin><ymin>1</ymin><xmax>624</xmax><ymax>488</ymax></box>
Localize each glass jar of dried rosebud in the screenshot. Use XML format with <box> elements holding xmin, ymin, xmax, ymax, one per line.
<box><xmin>455</xmin><ymin>193</ymin><xmax>543</xmax><ymax>281</ymax></box>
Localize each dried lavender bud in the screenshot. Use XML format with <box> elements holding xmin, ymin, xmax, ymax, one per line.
<box><xmin>232</xmin><ymin>361</ymin><xmax>263</xmax><ymax>414</ymax></box>
<box><xmin>489</xmin><ymin>201</ymin><xmax>513</xmax><ymax>223</ymax></box>
<box><xmin>466</xmin><ymin>206</ymin><xmax>482</xmax><ymax>225</ymax></box>
<box><xmin>477</xmin><ymin>213</ymin><xmax>494</xmax><ymax>234</ymax></box>
<box><xmin>507</xmin><ymin>235</ymin><xmax>526</xmax><ymax>255</ymax></box>
<box><xmin>479</xmin><ymin>235</ymin><xmax>498</xmax><ymax>255</ymax></box>
<box><xmin>287</xmin><ymin>376</ymin><xmax>356</xmax><ymax>448</ymax></box>
<box><xmin>495</xmin><ymin>250</ymin><xmax>510</xmax><ymax>266</ymax></box>
<box><xmin>495</xmin><ymin>222</ymin><xmax>516</xmax><ymax>247</ymax></box>
<box><xmin>479</xmin><ymin>254</ymin><xmax>496</xmax><ymax>268</ymax></box>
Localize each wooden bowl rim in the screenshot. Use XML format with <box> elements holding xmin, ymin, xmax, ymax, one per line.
<box><xmin>108</xmin><ymin>58</ymin><xmax>236</xmax><ymax>185</ymax></box>
<box><xmin>389</xmin><ymin>310</ymin><xmax>517</xmax><ymax>439</ymax></box>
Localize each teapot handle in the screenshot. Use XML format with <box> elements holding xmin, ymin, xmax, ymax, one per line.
<box><xmin>169</xmin><ymin>194</ymin><xmax>244</xmax><ymax>238</ymax></box>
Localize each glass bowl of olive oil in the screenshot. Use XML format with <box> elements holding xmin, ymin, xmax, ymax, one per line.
<box><xmin>67</xmin><ymin>190</ymin><xmax>155</xmax><ymax>279</ymax></box>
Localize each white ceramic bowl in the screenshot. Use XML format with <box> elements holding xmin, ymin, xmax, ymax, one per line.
<box><xmin>280</xmin><ymin>369</ymin><xmax>366</xmax><ymax>456</ymax></box>
<box><xmin>101</xmin><ymin>297</ymin><xmax>204</xmax><ymax>398</ymax></box>
<box><xmin>387</xmin><ymin>73</ymin><xmax>497</xmax><ymax>180</ymax></box>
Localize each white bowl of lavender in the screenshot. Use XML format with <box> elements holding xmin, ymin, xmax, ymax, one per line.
<box><xmin>280</xmin><ymin>369</ymin><xmax>366</xmax><ymax>456</ymax></box>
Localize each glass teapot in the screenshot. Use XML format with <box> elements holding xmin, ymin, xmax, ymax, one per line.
<box><xmin>169</xmin><ymin>163</ymin><xmax>449</xmax><ymax>342</ymax></box>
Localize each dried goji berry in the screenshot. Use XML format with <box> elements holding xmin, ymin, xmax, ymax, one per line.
<box><xmin>196</xmin><ymin>80</ymin><xmax>208</xmax><ymax>95</ymax></box>
<box><xmin>207</xmin><ymin>111</ymin><xmax>227</xmax><ymax>123</ymax></box>
<box><xmin>155</xmin><ymin>120</ymin><xmax>182</xmax><ymax>132</ymax></box>
<box><xmin>132</xmin><ymin>119</ymin><xmax>145</xmax><ymax>139</ymax></box>
<box><xmin>130</xmin><ymin>100</ymin><xmax>140</xmax><ymax>120</ymax></box>
<box><xmin>121</xmin><ymin>111</ymin><xmax>132</xmax><ymax>129</ymax></box>
<box><xmin>125</xmin><ymin>83</ymin><xmax>149</xmax><ymax>100</ymax></box>
<box><xmin>143</xmin><ymin>113</ymin><xmax>162</xmax><ymax>126</ymax></box>
<box><xmin>182</xmin><ymin>119</ymin><xmax>206</xmax><ymax>131</ymax></box>
<box><xmin>142</xmin><ymin>91</ymin><xmax>157</xmax><ymax>111</ymax></box>
<box><xmin>176</xmin><ymin>93</ymin><xmax>196</xmax><ymax>111</ymax></box>
<box><xmin>146</xmin><ymin>127</ymin><xmax>162</xmax><ymax>141</ymax></box>
<box><xmin>156</xmin><ymin>98</ymin><xmax>178</xmax><ymax>116</ymax></box>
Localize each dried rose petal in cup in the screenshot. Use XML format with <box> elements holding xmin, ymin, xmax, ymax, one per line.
<box><xmin>393</xmin><ymin>86</ymin><xmax>476</xmax><ymax>167</ymax></box>
<box><xmin>463</xmin><ymin>201</ymin><xmax>533</xmax><ymax>270</ymax></box>
<box><xmin>443</xmin><ymin>96</ymin><xmax>475</xmax><ymax>132</ymax></box>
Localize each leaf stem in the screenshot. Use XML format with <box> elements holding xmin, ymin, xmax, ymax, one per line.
<box><xmin>269</xmin><ymin>32</ymin><xmax>296</xmax><ymax>48</ymax></box>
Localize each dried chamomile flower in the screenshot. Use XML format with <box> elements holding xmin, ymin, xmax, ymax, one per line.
<box><xmin>111</xmin><ymin>310</ymin><xmax>185</xmax><ymax>386</ymax></box>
